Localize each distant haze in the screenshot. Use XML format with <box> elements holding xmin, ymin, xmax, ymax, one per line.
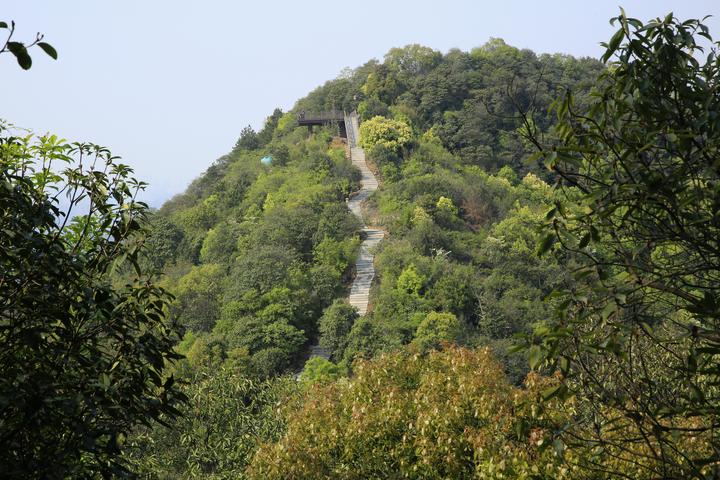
<box><xmin>2</xmin><ymin>0</ymin><xmax>718</xmax><ymax>206</ymax></box>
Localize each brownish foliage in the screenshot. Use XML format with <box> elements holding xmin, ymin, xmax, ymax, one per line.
<box><xmin>247</xmin><ymin>347</ymin><xmax>575</xmax><ymax>479</ymax></box>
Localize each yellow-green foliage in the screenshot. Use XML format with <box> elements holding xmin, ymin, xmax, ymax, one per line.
<box><xmin>247</xmin><ymin>347</ymin><xmax>576</xmax><ymax>479</ymax></box>
<box><xmin>175</xmin><ymin>193</ymin><xmax>219</xmax><ymax>232</ymax></box>
<box><xmin>488</xmin><ymin>205</ymin><xmax>545</xmax><ymax>255</ymax></box>
<box><xmin>413</xmin><ymin>311</ymin><xmax>461</xmax><ymax>350</ymax></box>
<box><xmin>246</xmin><ymin>170</ymin><xmax>337</xmax><ymax>213</ymax></box>
<box><xmin>314</xmin><ymin>236</ymin><xmax>361</xmax><ymax>277</ymax></box>
<box><xmin>275</xmin><ymin>111</ymin><xmax>297</xmax><ymax>135</ymax></box>
<box><xmin>359</xmin><ymin>115</ymin><xmax>412</xmax><ymax>153</ymax></box>
<box><xmin>299</xmin><ymin>357</ymin><xmax>343</xmax><ymax>384</ymax></box>
<box><xmin>130</xmin><ymin>366</ymin><xmax>297</xmax><ymax>479</ymax></box>
<box><xmin>396</xmin><ymin>263</ymin><xmax>425</xmax><ymax>297</ymax></box>
<box><xmin>435</xmin><ymin>195</ymin><xmax>457</xmax><ymax>215</ymax></box>
<box><xmin>411</xmin><ymin>205</ymin><xmax>432</xmax><ymax>226</ymax></box>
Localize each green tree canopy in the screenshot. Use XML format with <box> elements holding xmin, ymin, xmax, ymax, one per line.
<box><xmin>0</xmin><ymin>127</ymin><xmax>184</xmax><ymax>477</ymax></box>
<box><xmin>359</xmin><ymin>115</ymin><xmax>412</xmax><ymax>154</ymax></box>
<box><xmin>129</xmin><ymin>367</ymin><xmax>295</xmax><ymax>477</ymax></box>
<box><xmin>528</xmin><ymin>12</ymin><xmax>720</xmax><ymax>478</ymax></box>
<box><xmin>319</xmin><ymin>299</ymin><xmax>359</xmax><ymax>361</ymax></box>
<box><xmin>413</xmin><ymin>311</ymin><xmax>462</xmax><ymax>351</ymax></box>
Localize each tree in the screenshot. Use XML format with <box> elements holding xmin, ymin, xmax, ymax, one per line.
<box><xmin>527</xmin><ymin>12</ymin><xmax>720</xmax><ymax>478</ymax></box>
<box><xmin>141</xmin><ymin>215</ymin><xmax>184</xmax><ymax>270</ymax></box>
<box><xmin>129</xmin><ymin>367</ymin><xmax>296</xmax><ymax>477</ymax></box>
<box><xmin>413</xmin><ymin>311</ymin><xmax>461</xmax><ymax>351</ymax></box>
<box><xmin>319</xmin><ymin>299</ymin><xmax>359</xmax><ymax>361</ymax></box>
<box><xmin>227</xmin><ymin>244</ymin><xmax>298</xmax><ymax>297</ymax></box>
<box><xmin>199</xmin><ymin>221</ymin><xmax>238</xmax><ymax>264</ymax></box>
<box><xmin>247</xmin><ymin>346</ymin><xmax>579</xmax><ymax>479</ymax></box>
<box><xmin>433</xmin><ymin>195</ymin><xmax>460</xmax><ymax>228</ymax></box>
<box><xmin>357</xmin><ymin>96</ymin><xmax>389</xmax><ymax>121</ymax></box>
<box><xmin>0</xmin><ymin>128</ymin><xmax>185</xmax><ymax>477</ymax></box>
<box><xmin>258</xmin><ymin>107</ymin><xmax>284</xmax><ymax>145</ymax></box>
<box><xmin>384</xmin><ymin>44</ymin><xmax>442</xmax><ymax>76</ymax></box>
<box><xmin>173</xmin><ymin>263</ymin><xmax>225</xmax><ymax>332</ymax></box>
<box><xmin>359</xmin><ymin>115</ymin><xmax>412</xmax><ymax>154</ymax></box>
<box><xmin>396</xmin><ymin>263</ymin><xmax>425</xmax><ymax>297</ymax></box>
<box><xmin>300</xmin><ymin>356</ymin><xmax>343</xmax><ymax>383</ymax></box>
<box><xmin>235</xmin><ymin>125</ymin><xmax>260</xmax><ymax>151</ymax></box>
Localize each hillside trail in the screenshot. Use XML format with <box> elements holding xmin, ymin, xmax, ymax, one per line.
<box><xmin>307</xmin><ymin>111</ymin><xmax>384</xmax><ymax>361</ymax></box>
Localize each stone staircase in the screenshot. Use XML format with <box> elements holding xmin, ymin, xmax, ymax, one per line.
<box><xmin>345</xmin><ymin>111</ymin><xmax>382</xmax><ymax>316</ymax></box>
<box><xmin>305</xmin><ymin>112</ymin><xmax>383</xmax><ymax>362</ymax></box>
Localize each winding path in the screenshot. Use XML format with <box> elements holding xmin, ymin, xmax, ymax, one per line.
<box><xmin>308</xmin><ymin>112</ymin><xmax>383</xmax><ymax>360</ymax></box>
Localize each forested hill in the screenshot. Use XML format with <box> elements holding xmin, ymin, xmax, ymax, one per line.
<box><xmin>298</xmin><ymin>39</ymin><xmax>603</xmax><ymax>174</ymax></box>
<box><xmin>128</xmin><ymin>39</ymin><xmax>604</xmax><ymax>474</ymax></box>
<box><xmin>6</xmin><ymin>13</ymin><xmax>717</xmax><ymax>479</ymax></box>
<box><xmin>147</xmin><ymin>39</ymin><xmax>603</xmax><ymax>378</ymax></box>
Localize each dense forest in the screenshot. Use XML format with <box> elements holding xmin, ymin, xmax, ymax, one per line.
<box><xmin>140</xmin><ymin>37</ymin><xmax>603</xmax><ymax>380</ymax></box>
<box><xmin>2</xmin><ymin>11</ymin><xmax>720</xmax><ymax>480</ymax></box>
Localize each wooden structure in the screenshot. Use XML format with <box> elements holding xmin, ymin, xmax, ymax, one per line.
<box><xmin>298</xmin><ymin>110</ymin><xmax>347</xmax><ymax>138</ymax></box>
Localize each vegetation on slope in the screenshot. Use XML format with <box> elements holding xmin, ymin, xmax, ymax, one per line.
<box><xmin>127</xmin><ymin>35</ymin><xmax>605</xmax><ymax>477</ymax></box>
<box><xmin>148</xmin><ymin>126</ymin><xmax>362</xmax><ymax>378</ymax></box>
<box><xmin>3</xmin><ymin>9</ymin><xmax>719</xmax><ymax>480</ymax></box>
<box><xmin>143</xmin><ymin>35</ymin><xmax>604</xmax><ymax>382</ymax></box>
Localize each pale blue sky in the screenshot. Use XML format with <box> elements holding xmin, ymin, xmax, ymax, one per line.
<box><xmin>2</xmin><ymin>1</ymin><xmax>718</xmax><ymax>206</ymax></box>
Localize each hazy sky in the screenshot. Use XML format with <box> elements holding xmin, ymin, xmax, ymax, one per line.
<box><xmin>2</xmin><ymin>1</ymin><xmax>718</xmax><ymax>206</ymax></box>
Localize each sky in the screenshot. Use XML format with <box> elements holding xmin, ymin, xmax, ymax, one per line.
<box><xmin>2</xmin><ymin>1</ymin><xmax>718</xmax><ymax>207</ymax></box>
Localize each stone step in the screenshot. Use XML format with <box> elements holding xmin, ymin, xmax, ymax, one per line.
<box><xmin>304</xmin><ymin>111</ymin><xmax>384</xmax><ymax>364</ymax></box>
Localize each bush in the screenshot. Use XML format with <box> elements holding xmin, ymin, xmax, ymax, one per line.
<box><xmin>319</xmin><ymin>300</ymin><xmax>359</xmax><ymax>361</ymax></box>
<box><xmin>300</xmin><ymin>357</ymin><xmax>343</xmax><ymax>383</ymax></box>
<box><xmin>413</xmin><ymin>311</ymin><xmax>462</xmax><ymax>350</ymax></box>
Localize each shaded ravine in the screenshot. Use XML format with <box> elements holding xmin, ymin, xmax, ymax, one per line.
<box><xmin>307</xmin><ymin>112</ymin><xmax>383</xmax><ymax>361</ymax></box>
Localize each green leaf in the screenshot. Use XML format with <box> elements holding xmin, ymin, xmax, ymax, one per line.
<box><xmin>544</xmin><ymin>207</ymin><xmax>557</xmax><ymax>220</ymax></box>
<box><xmin>597</xmin><ymin>265</ymin><xmax>609</xmax><ymax>281</ymax></box>
<box><xmin>602</xmin><ymin>28</ymin><xmax>624</xmax><ymax>63</ymax></box>
<box><xmin>38</xmin><ymin>42</ymin><xmax>58</xmax><ymax>60</ymax></box>
<box><xmin>7</xmin><ymin>42</ymin><xmax>23</xmax><ymax>55</ymax></box>
<box><xmin>537</xmin><ymin>233</ymin><xmax>556</xmax><ymax>256</ymax></box>
<box><xmin>544</xmin><ymin>151</ymin><xmax>558</xmax><ymax>168</ymax></box>
<box><xmin>559</xmin><ymin>356</ymin><xmax>570</xmax><ymax>375</ymax></box>
<box><xmin>0</xmin><ymin>22</ymin><xmax>8</xmax><ymax>29</ymax></box>
<box><xmin>601</xmin><ymin>302</ymin><xmax>617</xmax><ymax>320</ymax></box>
<box><xmin>7</xmin><ymin>42</ymin><xmax>32</xmax><ymax>70</ymax></box>
<box><xmin>573</xmin><ymin>268</ymin><xmax>594</xmax><ymax>281</ymax></box>
<box><xmin>689</xmin><ymin>384</ymin><xmax>705</xmax><ymax>402</ymax></box>
<box><xmin>525</xmin><ymin>151</ymin><xmax>543</xmax><ymax>165</ymax></box>
<box><xmin>515</xmin><ymin>419</ymin><xmax>529</xmax><ymax>439</ymax></box>
<box><xmin>528</xmin><ymin>345</ymin><xmax>543</xmax><ymax>370</ymax></box>
<box><xmin>578</xmin><ymin>232</ymin><xmax>591</xmax><ymax>249</ymax></box>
